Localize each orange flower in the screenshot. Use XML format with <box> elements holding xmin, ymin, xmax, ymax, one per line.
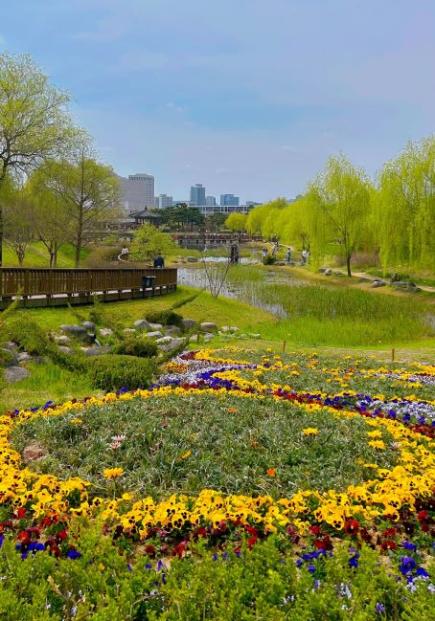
<box><xmin>228</xmin><ymin>407</ymin><xmax>238</xmax><ymax>414</ymax></box>
<box><xmin>266</xmin><ymin>468</ymin><xmax>276</xmax><ymax>477</ymax></box>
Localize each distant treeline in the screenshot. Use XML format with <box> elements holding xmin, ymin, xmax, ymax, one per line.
<box><xmin>225</xmin><ymin>137</ymin><xmax>435</xmax><ymax>276</ymax></box>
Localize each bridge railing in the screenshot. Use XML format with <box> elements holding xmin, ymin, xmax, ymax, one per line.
<box><xmin>0</xmin><ymin>267</ymin><xmax>177</xmax><ymax>306</ymax></box>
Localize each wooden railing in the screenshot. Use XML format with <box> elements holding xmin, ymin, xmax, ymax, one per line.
<box><xmin>0</xmin><ymin>267</ymin><xmax>177</xmax><ymax>308</ymax></box>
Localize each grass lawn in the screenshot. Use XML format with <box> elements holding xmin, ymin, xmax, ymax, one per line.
<box><xmin>2</xmin><ymin>242</ymin><xmax>90</xmax><ymax>268</ymax></box>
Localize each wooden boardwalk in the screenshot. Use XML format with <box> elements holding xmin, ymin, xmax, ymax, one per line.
<box><xmin>0</xmin><ymin>267</ymin><xmax>177</xmax><ymax>309</ymax></box>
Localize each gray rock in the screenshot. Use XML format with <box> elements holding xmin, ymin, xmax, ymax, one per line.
<box><xmin>148</xmin><ymin>322</ymin><xmax>163</xmax><ymax>331</ymax></box>
<box><xmin>58</xmin><ymin>346</ymin><xmax>72</xmax><ymax>355</ymax></box>
<box><xmin>156</xmin><ymin>336</ymin><xmax>174</xmax><ymax>345</ymax></box>
<box><xmin>53</xmin><ymin>335</ymin><xmax>70</xmax><ymax>345</ymax></box>
<box><xmin>4</xmin><ymin>366</ymin><xmax>30</xmax><ymax>383</ymax></box>
<box><xmin>318</xmin><ymin>267</ymin><xmax>328</xmax><ymax>273</ymax></box>
<box><xmin>3</xmin><ymin>341</ymin><xmax>18</xmax><ymax>352</ymax></box>
<box><xmin>189</xmin><ymin>335</ymin><xmax>200</xmax><ymax>343</ymax></box>
<box><xmin>221</xmin><ymin>326</ymin><xmax>239</xmax><ymax>333</ymax></box>
<box><xmin>81</xmin><ymin>345</ymin><xmax>111</xmax><ymax>356</ymax></box>
<box><xmin>164</xmin><ymin>325</ymin><xmax>182</xmax><ymax>336</ymax></box>
<box><xmin>203</xmin><ymin>333</ymin><xmax>214</xmax><ymax>342</ymax></box>
<box><xmin>0</xmin><ymin>347</ymin><xmax>18</xmax><ymax>366</ymax></box>
<box><xmin>200</xmin><ymin>322</ymin><xmax>218</xmax><ymax>332</ymax></box>
<box><xmin>134</xmin><ymin>319</ymin><xmax>152</xmax><ymax>330</ymax></box>
<box><xmin>123</xmin><ymin>328</ymin><xmax>136</xmax><ymax>334</ymax></box>
<box><xmin>181</xmin><ymin>318</ymin><xmax>198</xmax><ymax>331</ymax></box>
<box><xmin>99</xmin><ymin>328</ymin><xmax>113</xmax><ymax>337</ymax></box>
<box><xmin>146</xmin><ymin>331</ymin><xmax>163</xmax><ymax>339</ymax></box>
<box><xmin>158</xmin><ymin>337</ymin><xmax>185</xmax><ymax>352</ymax></box>
<box><xmin>82</xmin><ymin>321</ymin><xmax>96</xmax><ymax>331</ymax></box>
<box><xmin>17</xmin><ymin>352</ymin><xmax>32</xmax><ymax>363</ymax></box>
<box><xmin>371</xmin><ymin>279</ymin><xmax>386</xmax><ymax>288</ymax></box>
<box><xmin>60</xmin><ymin>324</ymin><xmax>87</xmax><ymax>336</ymax></box>
<box><xmin>324</xmin><ymin>268</ymin><xmax>333</xmax><ymax>276</ymax></box>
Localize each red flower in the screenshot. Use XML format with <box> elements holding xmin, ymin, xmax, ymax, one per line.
<box><xmin>382</xmin><ymin>527</ymin><xmax>397</xmax><ymax>538</ymax></box>
<box><xmin>144</xmin><ymin>544</ymin><xmax>156</xmax><ymax>557</ymax></box>
<box><xmin>309</xmin><ymin>525</ymin><xmax>322</xmax><ymax>536</ymax></box>
<box><xmin>247</xmin><ymin>535</ymin><xmax>258</xmax><ymax>549</ymax></box>
<box><xmin>314</xmin><ymin>535</ymin><xmax>333</xmax><ymax>551</ymax></box>
<box><xmin>15</xmin><ymin>507</ymin><xmax>26</xmax><ymax>519</ymax></box>
<box><xmin>172</xmin><ymin>541</ymin><xmax>187</xmax><ymax>558</ymax></box>
<box><xmin>56</xmin><ymin>529</ymin><xmax>68</xmax><ymax>542</ymax></box>
<box><xmin>344</xmin><ymin>519</ymin><xmax>360</xmax><ymax>535</ymax></box>
<box><xmin>381</xmin><ymin>540</ymin><xmax>397</xmax><ymax>551</ymax></box>
<box><xmin>417</xmin><ymin>510</ymin><xmax>429</xmax><ymax>522</ymax></box>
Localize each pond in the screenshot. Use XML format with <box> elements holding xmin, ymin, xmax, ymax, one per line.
<box><xmin>178</xmin><ymin>260</ymin><xmax>307</xmax><ymax>318</ymax></box>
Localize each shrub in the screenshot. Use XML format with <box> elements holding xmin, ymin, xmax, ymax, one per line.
<box><xmin>4</xmin><ymin>316</ymin><xmax>50</xmax><ymax>355</ymax></box>
<box><xmin>263</xmin><ymin>254</ymin><xmax>276</xmax><ymax>265</ymax></box>
<box><xmin>145</xmin><ymin>310</ymin><xmax>184</xmax><ymax>328</ymax></box>
<box><xmin>83</xmin><ymin>245</ymin><xmax>120</xmax><ymax>267</ymax></box>
<box><xmin>113</xmin><ymin>335</ymin><xmax>158</xmax><ymax>358</ymax></box>
<box><xmin>87</xmin><ymin>354</ymin><xmax>155</xmax><ymax>391</ymax></box>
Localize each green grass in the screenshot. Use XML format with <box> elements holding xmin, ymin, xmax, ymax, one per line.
<box><xmin>12</xmin><ymin>392</ymin><xmax>398</xmax><ymax>499</ymax></box>
<box><xmin>0</xmin><ymin>362</ymin><xmax>94</xmax><ymax>413</ymax></box>
<box><xmin>3</xmin><ymin>242</ymin><xmax>90</xmax><ymax>268</ymax></box>
<box><xmin>13</xmin><ymin>286</ymin><xmax>274</xmax><ymax>333</ymax></box>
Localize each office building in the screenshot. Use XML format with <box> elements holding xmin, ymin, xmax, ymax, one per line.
<box><xmin>220</xmin><ymin>194</ymin><xmax>240</xmax><ymax>207</ymax></box>
<box><xmin>206</xmin><ymin>195</ymin><xmax>217</xmax><ymax>206</ymax></box>
<box><xmin>156</xmin><ymin>194</ymin><xmax>174</xmax><ymax>209</ymax></box>
<box><xmin>190</xmin><ymin>184</ymin><xmax>206</xmax><ymax>206</ymax></box>
<box><xmin>118</xmin><ymin>173</ymin><xmax>155</xmax><ymax>212</ymax></box>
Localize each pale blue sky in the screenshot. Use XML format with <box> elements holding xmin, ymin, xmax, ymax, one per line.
<box><xmin>1</xmin><ymin>0</ymin><xmax>434</xmax><ymax>202</ymax></box>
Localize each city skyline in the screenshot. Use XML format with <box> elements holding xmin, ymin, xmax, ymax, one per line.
<box><xmin>1</xmin><ymin>2</ymin><xmax>434</xmax><ymax>202</ymax></box>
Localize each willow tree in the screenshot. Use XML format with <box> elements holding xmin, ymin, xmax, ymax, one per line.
<box><xmin>0</xmin><ymin>53</ymin><xmax>80</xmax><ymax>265</ymax></box>
<box><xmin>278</xmin><ymin>196</ymin><xmax>311</xmax><ymax>251</ymax></box>
<box><xmin>246</xmin><ymin>198</ymin><xmax>287</xmax><ymax>239</ymax></box>
<box><xmin>306</xmin><ymin>156</ymin><xmax>371</xmax><ymax>277</ymax></box>
<box><xmin>375</xmin><ymin>137</ymin><xmax>435</xmax><ymax>272</ymax></box>
<box><xmin>225</xmin><ymin>212</ymin><xmax>247</xmax><ymax>232</ymax></box>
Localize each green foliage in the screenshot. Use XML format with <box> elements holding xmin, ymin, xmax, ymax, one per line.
<box><xmin>375</xmin><ymin>137</ymin><xmax>435</xmax><ymax>272</ymax></box>
<box><xmin>225</xmin><ymin>212</ymin><xmax>247</xmax><ymax>232</ymax></box>
<box><xmin>87</xmin><ymin>354</ymin><xmax>155</xmax><ymax>391</ymax></box>
<box><xmin>145</xmin><ymin>309</ymin><xmax>184</xmax><ymax>328</ymax></box>
<box><xmin>4</xmin><ymin>316</ymin><xmax>50</xmax><ymax>355</ymax></box>
<box><xmin>113</xmin><ymin>335</ymin><xmax>158</xmax><ymax>358</ymax></box>
<box><xmin>159</xmin><ymin>204</ymin><xmax>205</xmax><ymax>230</ymax></box>
<box><xmin>131</xmin><ymin>223</ymin><xmax>177</xmax><ymax>262</ymax></box>
<box><xmin>0</xmin><ymin>530</ymin><xmax>432</xmax><ymax>620</ymax></box>
<box><xmin>13</xmin><ymin>393</ymin><xmax>397</xmax><ymax>499</ymax></box>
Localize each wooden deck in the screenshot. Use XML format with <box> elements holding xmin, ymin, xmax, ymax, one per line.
<box><xmin>0</xmin><ymin>267</ymin><xmax>177</xmax><ymax>309</ymax></box>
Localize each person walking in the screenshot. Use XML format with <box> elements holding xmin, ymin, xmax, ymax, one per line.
<box><xmin>286</xmin><ymin>248</ymin><xmax>292</xmax><ymax>264</ymax></box>
<box><xmin>153</xmin><ymin>253</ymin><xmax>165</xmax><ymax>268</ymax></box>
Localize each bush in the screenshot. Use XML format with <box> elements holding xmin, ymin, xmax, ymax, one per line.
<box><xmin>83</xmin><ymin>245</ymin><xmax>120</xmax><ymax>267</ymax></box>
<box><xmin>145</xmin><ymin>310</ymin><xmax>184</xmax><ymax>328</ymax></box>
<box><xmin>113</xmin><ymin>335</ymin><xmax>158</xmax><ymax>358</ymax></box>
<box><xmin>4</xmin><ymin>316</ymin><xmax>50</xmax><ymax>355</ymax></box>
<box><xmin>263</xmin><ymin>254</ymin><xmax>276</xmax><ymax>265</ymax></box>
<box><xmin>87</xmin><ymin>354</ymin><xmax>155</xmax><ymax>391</ymax></box>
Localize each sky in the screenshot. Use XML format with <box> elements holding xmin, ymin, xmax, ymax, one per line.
<box><xmin>1</xmin><ymin>0</ymin><xmax>435</xmax><ymax>203</ymax></box>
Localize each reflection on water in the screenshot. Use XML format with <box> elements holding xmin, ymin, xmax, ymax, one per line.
<box><xmin>178</xmin><ymin>260</ymin><xmax>304</xmax><ymax>318</ymax></box>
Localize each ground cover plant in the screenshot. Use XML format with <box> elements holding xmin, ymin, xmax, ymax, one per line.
<box><xmin>0</xmin><ymin>347</ymin><xmax>434</xmax><ymax>618</ymax></box>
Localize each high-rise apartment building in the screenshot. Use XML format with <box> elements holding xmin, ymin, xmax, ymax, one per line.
<box><xmin>220</xmin><ymin>194</ymin><xmax>240</xmax><ymax>207</ymax></box>
<box><xmin>118</xmin><ymin>173</ymin><xmax>155</xmax><ymax>212</ymax></box>
<box><xmin>190</xmin><ymin>184</ymin><xmax>206</xmax><ymax>206</ymax></box>
<box><xmin>156</xmin><ymin>194</ymin><xmax>173</xmax><ymax>209</ymax></box>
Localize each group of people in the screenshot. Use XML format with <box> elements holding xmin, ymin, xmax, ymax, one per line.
<box><xmin>262</xmin><ymin>244</ymin><xmax>309</xmax><ymax>265</ymax></box>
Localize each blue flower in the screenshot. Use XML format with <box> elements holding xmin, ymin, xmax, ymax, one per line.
<box><xmin>375</xmin><ymin>602</ymin><xmax>386</xmax><ymax>614</ymax></box>
<box><xmin>67</xmin><ymin>549</ymin><xmax>82</xmax><ymax>560</ymax></box>
<box><xmin>402</xmin><ymin>541</ymin><xmax>417</xmax><ymax>552</ymax></box>
<box><xmin>399</xmin><ymin>556</ymin><xmax>416</xmax><ymax>575</ymax></box>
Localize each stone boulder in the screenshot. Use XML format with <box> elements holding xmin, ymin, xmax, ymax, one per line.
<box><xmin>23</xmin><ymin>443</ymin><xmax>46</xmax><ymax>463</ymax></box>
<box><xmin>53</xmin><ymin>335</ymin><xmax>70</xmax><ymax>345</ymax></box>
<box><xmin>221</xmin><ymin>326</ymin><xmax>239</xmax><ymax>333</ymax></box>
<box><xmin>82</xmin><ymin>321</ymin><xmax>96</xmax><ymax>331</ymax></box>
<box><xmin>17</xmin><ymin>352</ymin><xmax>32</xmax><ymax>363</ymax></box>
<box><xmin>200</xmin><ymin>322</ymin><xmax>218</xmax><ymax>333</ymax></box>
<box><xmin>4</xmin><ymin>366</ymin><xmax>30</xmax><ymax>383</ymax></box>
<box><xmin>371</xmin><ymin>279</ymin><xmax>386</xmax><ymax>288</ymax></box>
<box><xmin>181</xmin><ymin>318</ymin><xmax>198</xmax><ymax>331</ymax></box>
<box><xmin>324</xmin><ymin>268</ymin><xmax>333</xmax><ymax>276</ymax></box>
<box><xmin>134</xmin><ymin>319</ymin><xmax>152</xmax><ymax>331</ymax></box>
<box><xmin>81</xmin><ymin>345</ymin><xmax>111</xmax><ymax>356</ymax></box>
<box><xmin>158</xmin><ymin>337</ymin><xmax>185</xmax><ymax>352</ymax></box>
<box><xmin>203</xmin><ymin>333</ymin><xmax>214</xmax><ymax>342</ymax></box>
<box><xmin>146</xmin><ymin>331</ymin><xmax>163</xmax><ymax>339</ymax></box>
<box><xmin>58</xmin><ymin>346</ymin><xmax>72</xmax><ymax>355</ymax></box>
<box><xmin>148</xmin><ymin>322</ymin><xmax>163</xmax><ymax>331</ymax></box>
<box><xmin>156</xmin><ymin>336</ymin><xmax>173</xmax><ymax>345</ymax></box>
<box><xmin>164</xmin><ymin>325</ymin><xmax>182</xmax><ymax>336</ymax></box>
<box><xmin>99</xmin><ymin>328</ymin><xmax>113</xmax><ymax>337</ymax></box>
<box><xmin>0</xmin><ymin>348</ymin><xmax>18</xmax><ymax>367</ymax></box>
<box><xmin>60</xmin><ymin>324</ymin><xmax>87</xmax><ymax>336</ymax></box>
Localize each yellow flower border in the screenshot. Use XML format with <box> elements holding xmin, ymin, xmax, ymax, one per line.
<box><xmin>1</xmin><ymin>381</ymin><xmax>434</xmax><ymax>537</ymax></box>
